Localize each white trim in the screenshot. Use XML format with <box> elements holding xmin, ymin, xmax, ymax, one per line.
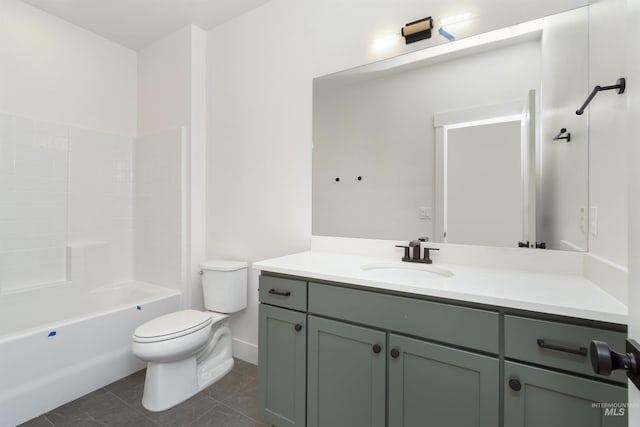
<box><xmin>434</xmin><ymin>100</ymin><xmax>525</xmax><ymax>128</ymax></box>
<box><xmin>434</xmin><ymin>127</ymin><xmax>446</xmax><ymax>243</ymax></box>
<box><xmin>232</xmin><ymin>337</ymin><xmax>258</xmax><ymax>365</ymax></box>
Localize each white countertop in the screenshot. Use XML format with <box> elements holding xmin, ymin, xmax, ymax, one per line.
<box><xmin>253</xmin><ymin>251</ymin><xmax>628</xmax><ymax>325</ymax></box>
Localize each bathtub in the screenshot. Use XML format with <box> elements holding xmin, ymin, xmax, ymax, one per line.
<box><xmin>0</xmin><ymin>281</ymin><xmax>180</xmax><ymax>426</ymax></box>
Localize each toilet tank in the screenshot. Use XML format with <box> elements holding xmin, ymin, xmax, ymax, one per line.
<box><xmin>199</xmin><ymin>260</ymin><xmax>248</xmax><ymax>313</ymax></box>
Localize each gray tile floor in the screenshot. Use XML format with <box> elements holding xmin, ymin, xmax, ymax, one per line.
<box><xmin>20</xmin><ymin>359</ymin><xmax>269</xmax><ymax>427</ymax></box>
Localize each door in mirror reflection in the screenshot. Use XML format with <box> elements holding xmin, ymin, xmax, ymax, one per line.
<box><xmin>446</xmin><ymin>120</ymin><xmax>523</xmax><ymax>247</ymax></box>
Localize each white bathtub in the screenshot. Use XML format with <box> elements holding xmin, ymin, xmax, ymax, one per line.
<box><xmin>0</xmin><ymin>281</ymin><xmax>180</xmax><ymax>426</ymax></box>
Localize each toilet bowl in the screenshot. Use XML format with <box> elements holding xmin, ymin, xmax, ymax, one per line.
<box><xmin>131</xmin><ymin>260</ymin><xmax>247</xmax><ymax>412</ymax></box>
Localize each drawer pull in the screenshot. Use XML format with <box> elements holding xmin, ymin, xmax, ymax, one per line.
<box><xmin>372</xmin><ymin>344</ymin><xmax>382</xmax><ymax>354</ymax></box>
<box><xmin>390</xmin><ymin>348</ymin><xmax>400</xmax><ymax>359</ymax></box>
<box><xmin>537</xmin><ymin>339</ymin><xmax>588</xmax><ymax>356</ymax></box>
<box><xmin>268</xmin><ymin>289</ymin><xmax>292</xmax><ymax>297</ymax></box>
<box><xmin>508</xmin><ymin>378</ymin><xmax>522</xmax><ymax>391</ymax></box>
<box><xmin>294</xmin><ymin>323</ymin><xmax>303</xmax><ymax>332</ymax></box>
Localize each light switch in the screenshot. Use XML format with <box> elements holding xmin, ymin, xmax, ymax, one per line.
<box><xmin>419</xmin><ymin>206</ymin><xmax>433</xmax><ymax>220</ymax></box>
<box><xmin>589</xmin><ymin>206</ymin><xmax>598</xmax><ymax>236</ymax></box>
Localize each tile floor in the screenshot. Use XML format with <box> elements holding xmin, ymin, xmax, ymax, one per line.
<box><xmin>20</xmin><ymin>359</ymin><xmax>269</xmax><ymax>427</ymax></box>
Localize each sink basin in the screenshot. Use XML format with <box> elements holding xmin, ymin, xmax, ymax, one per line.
<box><xmin>360</xmin><ymin>262</ymin><xmax>453</xmax><ymax>281</ymax></box>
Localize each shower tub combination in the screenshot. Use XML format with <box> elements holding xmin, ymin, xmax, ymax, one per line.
<box><xmin>0</xmin><ymin>280</ymin><xmax>180</xmax><ymax>426</ymax></box>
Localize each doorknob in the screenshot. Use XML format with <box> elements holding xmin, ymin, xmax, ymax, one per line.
<box><xmin>590</xmin><ymin>339</ymin><xmax>640</xmax><ymax>390</ymax></box>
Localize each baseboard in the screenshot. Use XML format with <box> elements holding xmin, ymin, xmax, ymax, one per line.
<box><xmin>232</xmin><ymin>337</ymin><xmax>258</xmax><ymax>365</ymax></box>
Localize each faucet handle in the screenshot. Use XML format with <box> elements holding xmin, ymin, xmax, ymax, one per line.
<box><xmin>418</xmin><ymin>236</ymin><xmax>429</xmax><ymax>242</ymax></box>
<box><xmin>395</xmin><ymin>245</ymin><xmax>410</xmax><ymax>260</ymax></box>
<box><xmin>422</xmin><ymin>246</ymin><xmax>440</xmax><ymax>264</ymax></box>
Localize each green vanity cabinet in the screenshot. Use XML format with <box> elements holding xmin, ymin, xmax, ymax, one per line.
<box><xmin>257</xmin><ymin>273</ymin><xmax>628</xmax><ymax>427</ymax></box>
<box><xmin>307</xmin><ymin>315</ymin><xmax>386</xmax><ymax>427</ymax></box>
<box><xmin>388</xmin><ymin>334</ymin><xmax>499</xmax><ymax>427</ymax></box>
<box><xmin>504</xmin><ymin>362</ymin><xmax>628</xmax><ymax>427</ymax></box>
<box><xmin>258</xmin><ymin>303</ymin><xmax>307</xmax><ymax>427</ymax></box>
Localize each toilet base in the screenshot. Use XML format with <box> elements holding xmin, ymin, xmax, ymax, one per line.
<box><xmin>141</xmin><ymin>356</ymin><xmax>234</xmax><ymax>412</ymax></box>
<box><xmin>140</xmin><ymin>325</ymin><xmax>234</xmax><ymax>412</ymax></box>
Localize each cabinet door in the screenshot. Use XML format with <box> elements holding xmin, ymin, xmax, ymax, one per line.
<box><xmin>307</xmin><ymin>315</ymin><xmax>386</xmax><ymax>427</ymax></box>
<box><xmin>258</xmin><ymin>304</ymin><xmax>306</xmax><ymax>427</ymax></box>
<box><xmin>388</xmin><ymin>334</ymin><xmax>499</xmax><ymax>427</ymax></box>
<box><xmin>505</xmin><ymin>361</ymin><xmax>628</xmax><ymax>427</ymax></box>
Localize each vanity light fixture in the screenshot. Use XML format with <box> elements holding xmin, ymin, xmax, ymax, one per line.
<box><xmin>401</xmin><ymin>17</ymin><xmax>433</xmax><ymax>44</ymax></box>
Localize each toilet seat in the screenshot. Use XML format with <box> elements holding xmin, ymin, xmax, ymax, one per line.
<box><xmin>133</xmin><ymin>310</ymin><xmax>212</xmax><ymax>343</ymax></box>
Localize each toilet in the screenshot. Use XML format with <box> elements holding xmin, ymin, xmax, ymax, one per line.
<box><xmin>132</xmin><ymin>259</ymin><xmax>247</xmax><ymax>412</ymax></box>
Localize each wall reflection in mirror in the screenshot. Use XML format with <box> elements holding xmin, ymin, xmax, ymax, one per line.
<box><xmin>312</xmin><ymin>7</ymin><xmax>589</xmax><ymax>251</ymax></box>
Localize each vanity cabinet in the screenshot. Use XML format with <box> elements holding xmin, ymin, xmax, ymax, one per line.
<box><xmin>257</xmin><ymin>273</ymin><xmax>627</xmax><ymax>427</ymax></box>
<box><xmin>307</xmin><ymin>315</ymin><xmax>386</xmax><ymax>427</ymax></box>
<box><xmin>504</xmin><ymin>362</ymin><xmax>627</xmax><ymax>427</ymax></box>
<box><xmin>388</xmin><ymin>334</ymin><xmax>499</xmax><ymax>426</ymax></box>
<box><xmin>258</xmin><ymin>303</ymin><xmax>307</xmax><ymax>427</ymax></box>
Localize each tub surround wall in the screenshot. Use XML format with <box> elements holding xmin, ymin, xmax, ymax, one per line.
<box><xmin>0</xmin><ymin>114</ymin><xmax>134</xmax><ymax>293</ymax></box>
<box><xmin>0</xmin><ymin>115</ymin><xmax>69</xmax><ymax>292</ymax></box>
<box><xmin>68</xmin><ymin>128</ymin><xmax>134</xmax><ymax>284</ymax></box>
<box><xmin>0</xmin><ymin>0</ymin><xmax>137</xmax><ymax>292</ymax></box>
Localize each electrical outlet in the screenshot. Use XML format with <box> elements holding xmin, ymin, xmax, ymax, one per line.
<box><xmin>580</xmin><ymin>207</ymin><xmax>587</xmax><ymax>234</ymax></box>
<box><xmin>418</xmin><ymin>206</ymin><xmax>433</xmax><ymax>220</ymax></box>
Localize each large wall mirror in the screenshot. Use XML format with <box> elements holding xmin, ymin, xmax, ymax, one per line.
<box><xmin>313</xmin><ymin>6</ymin><xmax>590</xmax><ymax>251</ymax></box>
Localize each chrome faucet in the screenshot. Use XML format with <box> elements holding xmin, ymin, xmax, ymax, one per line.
<box><xmin>396</xmin><ymin>237</ymin><xmax>440</xmax><ymax>264</ymax></box>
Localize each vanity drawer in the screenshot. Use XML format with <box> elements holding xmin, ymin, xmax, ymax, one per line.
<box><xmin>504</xmin><ymin>315</ymin><xmax>627</xmax><ymax>382</ymax></box>
<box><xmin>259</xmin><ymin>275</ymin><xmax>307</xmax><ymax>311</ymax></box>
<box><xmin>308</xmin><ymin>282</ymin><xmax>499</xmax><ymax>354</ymax></box>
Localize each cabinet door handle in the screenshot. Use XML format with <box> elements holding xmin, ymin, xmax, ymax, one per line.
<box><xmin>372</xmin><ymin>344</ymin><xmax>382</xmax><ymax>354</ymax></box>
<box><xmin>509</xmin><ymin>378</ymin><xmax>522</xmax><ymax>391</ymax></box>
<box><xmin>294</xmin><ymin>323</ymin><xmax>303</xmax><ymax>332</ymax></box>
<box><xmin>268</xmin><ymin>289</ymin><xmax>291</xmax><ymax>297</ymax></box>
<box><xmin>537</xmin><ymin>339</ymin><xmax>588</xmax><ymax>356</ymax></box>
<box><xmin>390</xmin><ymin>348</ymin><xmax>400</xmax><ymax>358</ymax></box>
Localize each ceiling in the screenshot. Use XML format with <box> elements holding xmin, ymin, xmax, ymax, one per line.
<box><xmin>22</xmin><ymin>0</ymin><xmax>272</xmax><ymax>50</ymax></box>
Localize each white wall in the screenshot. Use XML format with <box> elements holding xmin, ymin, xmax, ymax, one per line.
<box><xmin>0</xmin><ymin>0</ymin><xmax>137</xmax><ymax>137</ymax></box>
<box><xmin>587</xmin><ymin>0</ymin><xmax>628</xmax><ymax>268</ymax></box>
<box><xmin>537</xmin><ymin>8</ymin><xmax>589</xmax><ymax>251</ymax></box>
<box><xmin>313</xmin><ymin>40</ymin><xmax>541</xmax><ymax>241</ymax></box>
<box><xmin>136</xmin><ymin>25</ymin><xmax>207</xmax><ymax>308</ymax></box>
<box><xmin>207</xmin><ymin>0</ymin><xmax>588</xmax><ymax>362</ymax></box>
<box><xmin>137</xmin><ymin>27</ymin><xmax>191</xmax><ymax>136</ymax></box>
<box><xmin>134</xmin><ymin>129</ymin><xmax>185</xmax><ymax>291</ymax></box>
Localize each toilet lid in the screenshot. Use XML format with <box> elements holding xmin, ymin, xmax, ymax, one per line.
<box><xmin>133</xmin><ymin>310</ymin><xmax>213</xmax><ymax>343</ymax></box>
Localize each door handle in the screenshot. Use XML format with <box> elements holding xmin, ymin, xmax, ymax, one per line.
<box><xmin>590</xmin><ymin>339</ymin><xmax>640</xmax><ymax>390</ymax></box>
<box><xmin>268</xmin><ymin>289</ymin><xmax>291</xmax><ymax>297</ymax></box>
<box><xmin>537</xmin><ymin>339</ymin><xmax>588</xmax><ymax>356</ymax></box>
